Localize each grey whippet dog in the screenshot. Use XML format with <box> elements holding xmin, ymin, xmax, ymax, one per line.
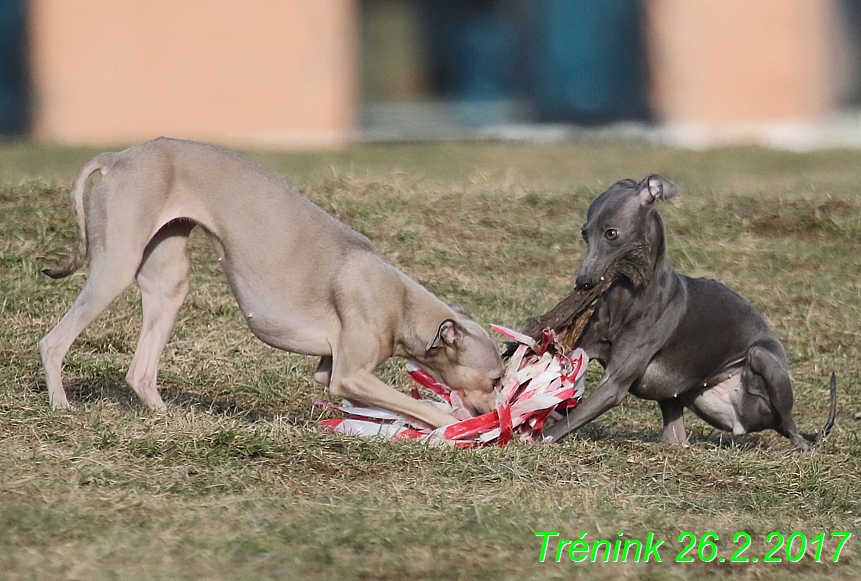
<box><xmin>542</xmin><ymin>175</ymin><xmax>836</xmax><ymax>450</ymax></box>
<box><xmin>40</xmin><ymin>137</ymin><xmax>503</xmax><ymax>426</ymax></box>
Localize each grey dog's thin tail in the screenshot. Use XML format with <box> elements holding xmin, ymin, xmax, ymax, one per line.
<box><xmin>42</xmin><ymin>153</ymin><xmax>117</xmax><ymax>279</ymax></box>
<box><xmin>801</xmin><ymin>372</ymin><xmax>837</xmax><ymax>443</ymax></box>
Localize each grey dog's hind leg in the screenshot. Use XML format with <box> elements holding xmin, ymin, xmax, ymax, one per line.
<box><xmin>747</xmin><ymin>344</ymin><xmax>809</xmax><ymax>451</ymax></box>
<box><xmin>125</xmin><ymin>221</ymin><xmax>194</xmax><ymax>409</ymax></box>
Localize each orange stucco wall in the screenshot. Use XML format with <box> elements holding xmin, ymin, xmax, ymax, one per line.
<box><xmin>646</xmin><ymin>0</ymin><xmax>838</xmax><ymax>126</ymax></box>
<box><xmin>28</xmin><ymin>0</ymin><xmax>357</xmax><ymax>148</ymax></box>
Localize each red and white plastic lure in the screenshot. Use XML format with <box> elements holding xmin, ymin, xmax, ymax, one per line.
<box><xmin>318</xmin><ymin>325</ymin><xmax>587</xmax><ymax>447</ymax></box>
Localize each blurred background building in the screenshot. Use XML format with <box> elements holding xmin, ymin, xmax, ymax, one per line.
<box><xmin>1</xmin><ymin>0</ymin><xmax>861</xmax><ymax>148</ymax></box>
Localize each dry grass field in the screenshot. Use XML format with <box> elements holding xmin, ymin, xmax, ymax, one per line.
<box><xmin>1</xmin><ymin>140</ymin><xmax>860</xmax><ymax>580</ymax></box>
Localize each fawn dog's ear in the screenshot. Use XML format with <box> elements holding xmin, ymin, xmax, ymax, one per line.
<box><xmin>638</xmin><ymin>174</ymin><xmax>680</xmax><ymax>206</ymax></box>
<box><xmin>427</xmin><ymin>319</ymin><xmax>462</xmax><ymax>351</ymax></box>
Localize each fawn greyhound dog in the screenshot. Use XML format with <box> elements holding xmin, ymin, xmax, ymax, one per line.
<box><xmin>40</xmin><ymin>137</ymin><xmax>503</xmax><ymax>426</ymax></box>
<box><xmin>542</xmin><ymin>175</ymin><xmax>836</xmax><ymax>450</ymax></box>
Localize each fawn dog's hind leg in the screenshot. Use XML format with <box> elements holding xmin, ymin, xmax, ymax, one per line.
<box><xmin>39</xmin><ymin>238</ymin><xmax>144</xmax><ymax>409</ymax></box>
<box><xmin>125</xmin><ymin>221</ymin><xmax>194</xmax><ymax>409</ymax></box>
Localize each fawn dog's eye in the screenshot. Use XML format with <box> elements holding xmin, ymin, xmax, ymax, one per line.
<box><xmin>605</xmin><ymin>229</ymin><xmax>618</xmax><ymax>240</ymax></box>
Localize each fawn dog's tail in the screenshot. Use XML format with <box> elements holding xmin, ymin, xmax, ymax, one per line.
<box><xmin>42</xmin><ymin>153</ymin><xmax>117</xmax><ymax>279</ymax></box>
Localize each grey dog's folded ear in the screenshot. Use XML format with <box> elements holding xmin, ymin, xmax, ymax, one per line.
<box><xmin>638</xmin><ymin>174</ymin><xmax>680</xmax><ymax>205</ymax></box>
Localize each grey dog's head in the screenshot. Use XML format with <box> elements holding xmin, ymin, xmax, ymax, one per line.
<box><xmin>574</xmin><ymin>174</ymin><xmax>679</xmax><ymax>290</ymax></box>
<box><xmin>420</xmin><ymin>305</ymin><xmax>503</xmax><ymax>416</ymax></box>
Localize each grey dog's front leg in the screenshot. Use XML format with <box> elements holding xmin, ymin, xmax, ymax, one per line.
<box><xmin>542</xmin><ymin>329</ymin><xmax>669</xmax><ymax>442</ymax></box>
<box><xmin>658</xmin><ymin>399</ymin><xmax>688</xmax><ymax>446</ymax></box>
<box><xmin>541</xmin><ymin>347</ymin><xmax>657</xmax><ymax>442</ymax></box>
<box><xmin>542</xmin><ymin>282</ymin><xmax>683</xmax><ymax>443</ymax></box>
<box><xmin>542</xmin><ymin>379</ymin><xmax>627</xmax><ymax>442</ymax></box>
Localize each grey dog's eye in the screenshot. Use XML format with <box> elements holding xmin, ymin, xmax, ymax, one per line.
<box><xmin>605</xmin><ymin>229</ymin><xmax>618</xmax><ymax>240</ymax></box>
